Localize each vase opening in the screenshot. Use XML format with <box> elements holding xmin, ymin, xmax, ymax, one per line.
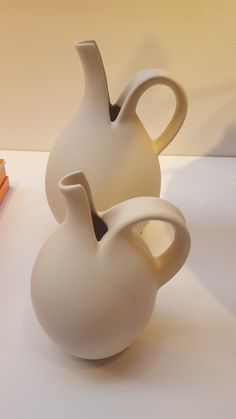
<box><xmin>109</xmin><ymin>103</ymin><xmax>121</xmax><ymax>122</ymax></box>
<box><xmin>75</xmin><ymin>39</ymin><xmax>96</xmax><ymax>46</ymax></box>
<box><xmin>91</xmin><ymin>212</ymin><xmax>108</xmax><ymax>241</ymax></box>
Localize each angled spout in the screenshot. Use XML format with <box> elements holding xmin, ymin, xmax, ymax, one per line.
<box><xmin>75</xmin><ymin>40</ymin><xmax>110</xmax><ymax>120</ymax></box>
<box><xmin>59</xmin><ymin>171</ymin><xmax>108</xmax><ymax>244</ymax></box>
<box><xmin>59</xmin><ymin>171</ymin><xmax>97</xmax><ymax>245</ymax></box>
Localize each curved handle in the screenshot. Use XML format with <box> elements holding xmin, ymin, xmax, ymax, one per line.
<box><xmin>103</xmin><ymin>197</ymin><xmax>190</xmax><ymax>287</ymax></box>
<box><xmin>116</xmin><ymin>69</ymin><xmax>187</xmax><ymax>155</ymax></box>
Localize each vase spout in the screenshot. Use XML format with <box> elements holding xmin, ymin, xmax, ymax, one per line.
<box><xmin>75</xmin><ymin>40</ymin><xmax>110</xmax><ymax>120</ymax></box>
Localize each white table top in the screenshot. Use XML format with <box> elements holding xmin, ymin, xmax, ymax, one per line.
<box><xmin>0</xmin><ymin>151</ymin><xmax>236</xmax><ymax>419</ymax></box>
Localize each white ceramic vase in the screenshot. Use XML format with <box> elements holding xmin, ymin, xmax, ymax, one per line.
<box><xmin>31</xmin><ymin>171</ymin><xmax>190</xmax><ymax>360</ymax></box>
<box><xmin>45</xmin><ymin>40</ymin><xmax>187</xmax><ymax>222</ymax></box>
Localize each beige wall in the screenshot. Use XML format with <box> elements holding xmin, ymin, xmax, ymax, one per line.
<box><xmin>0</xmin><ymin>0</ymin><xmax>236</xmax><ymax>156</ymax></box>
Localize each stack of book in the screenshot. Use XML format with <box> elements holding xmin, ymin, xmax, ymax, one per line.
<box><xmin>0</xmin><ymin>159</ymin><xmax>10</xmax><ymax>205</ymax></box>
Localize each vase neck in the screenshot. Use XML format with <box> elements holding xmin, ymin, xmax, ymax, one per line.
<box><xmin>59</xmin><ymin>172</ymin><xmax>97</xmax><ymax>246</ymax></box>
<box><xmin>75</xmin><ymin>40</ymin><xmax>110</xmax><ymax>119</ymax></box>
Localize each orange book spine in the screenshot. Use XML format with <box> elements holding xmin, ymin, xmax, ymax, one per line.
<box><xmin>0</xmin><ymin>166</ymin><xmax>6</xmax><ymax>187</ymax></box>
<box><xmin>0</xmin><ymin>176</ymin><xmax>10</xmax><ymax>205</ymax></box>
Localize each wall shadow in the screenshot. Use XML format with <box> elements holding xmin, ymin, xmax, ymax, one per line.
<box><xmin>190</xmin><ymin>96</ymin><xmax>236</xmax><ymax>156</ymax></box>
<box><xmin>158</xmin><ymin>120</ymin><xmax>236</xmax><ymax>314</ymax></box>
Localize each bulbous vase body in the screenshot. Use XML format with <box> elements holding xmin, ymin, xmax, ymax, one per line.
<box><xmin>46</xmin><ymin>107</ymin><xmax>159</xmax><ymax>222</ymax></box>
<box><xmin>31</xmin><ymin>225</ymin><xmax>158</xmax><ymax>359</ymax></box>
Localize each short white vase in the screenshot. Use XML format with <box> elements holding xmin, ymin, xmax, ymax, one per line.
<box><xmin>32</xmin><ymin>171</ymin><xmax>191</xmax><ymax>359</ymax></box>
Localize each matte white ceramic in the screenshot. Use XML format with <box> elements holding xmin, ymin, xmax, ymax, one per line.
<box><xmin>32</xmin><ymin>171</ymin><xmax>191</xmax><ymax>360</ymax></box>
<box><xmin>45</xmin><ymin>40</ymin><xmax>187</xmax><ymax>222</ymax></box>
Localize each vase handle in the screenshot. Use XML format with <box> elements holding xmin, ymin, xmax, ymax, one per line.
<box><xmin>116</xmin><ymin>69</ymin><xmax>187</xmax><ymax>154</ymax></box>
<box><xmin>103</xmin><ymin>196</ymin><xmax>191</xmax><ymax>287</ymax></box>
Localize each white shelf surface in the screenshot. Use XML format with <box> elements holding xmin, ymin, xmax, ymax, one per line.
<box><xmin>0</xmin><ymin>151</ymin><xmax>236</xmax><ymax>419</ymax></box>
